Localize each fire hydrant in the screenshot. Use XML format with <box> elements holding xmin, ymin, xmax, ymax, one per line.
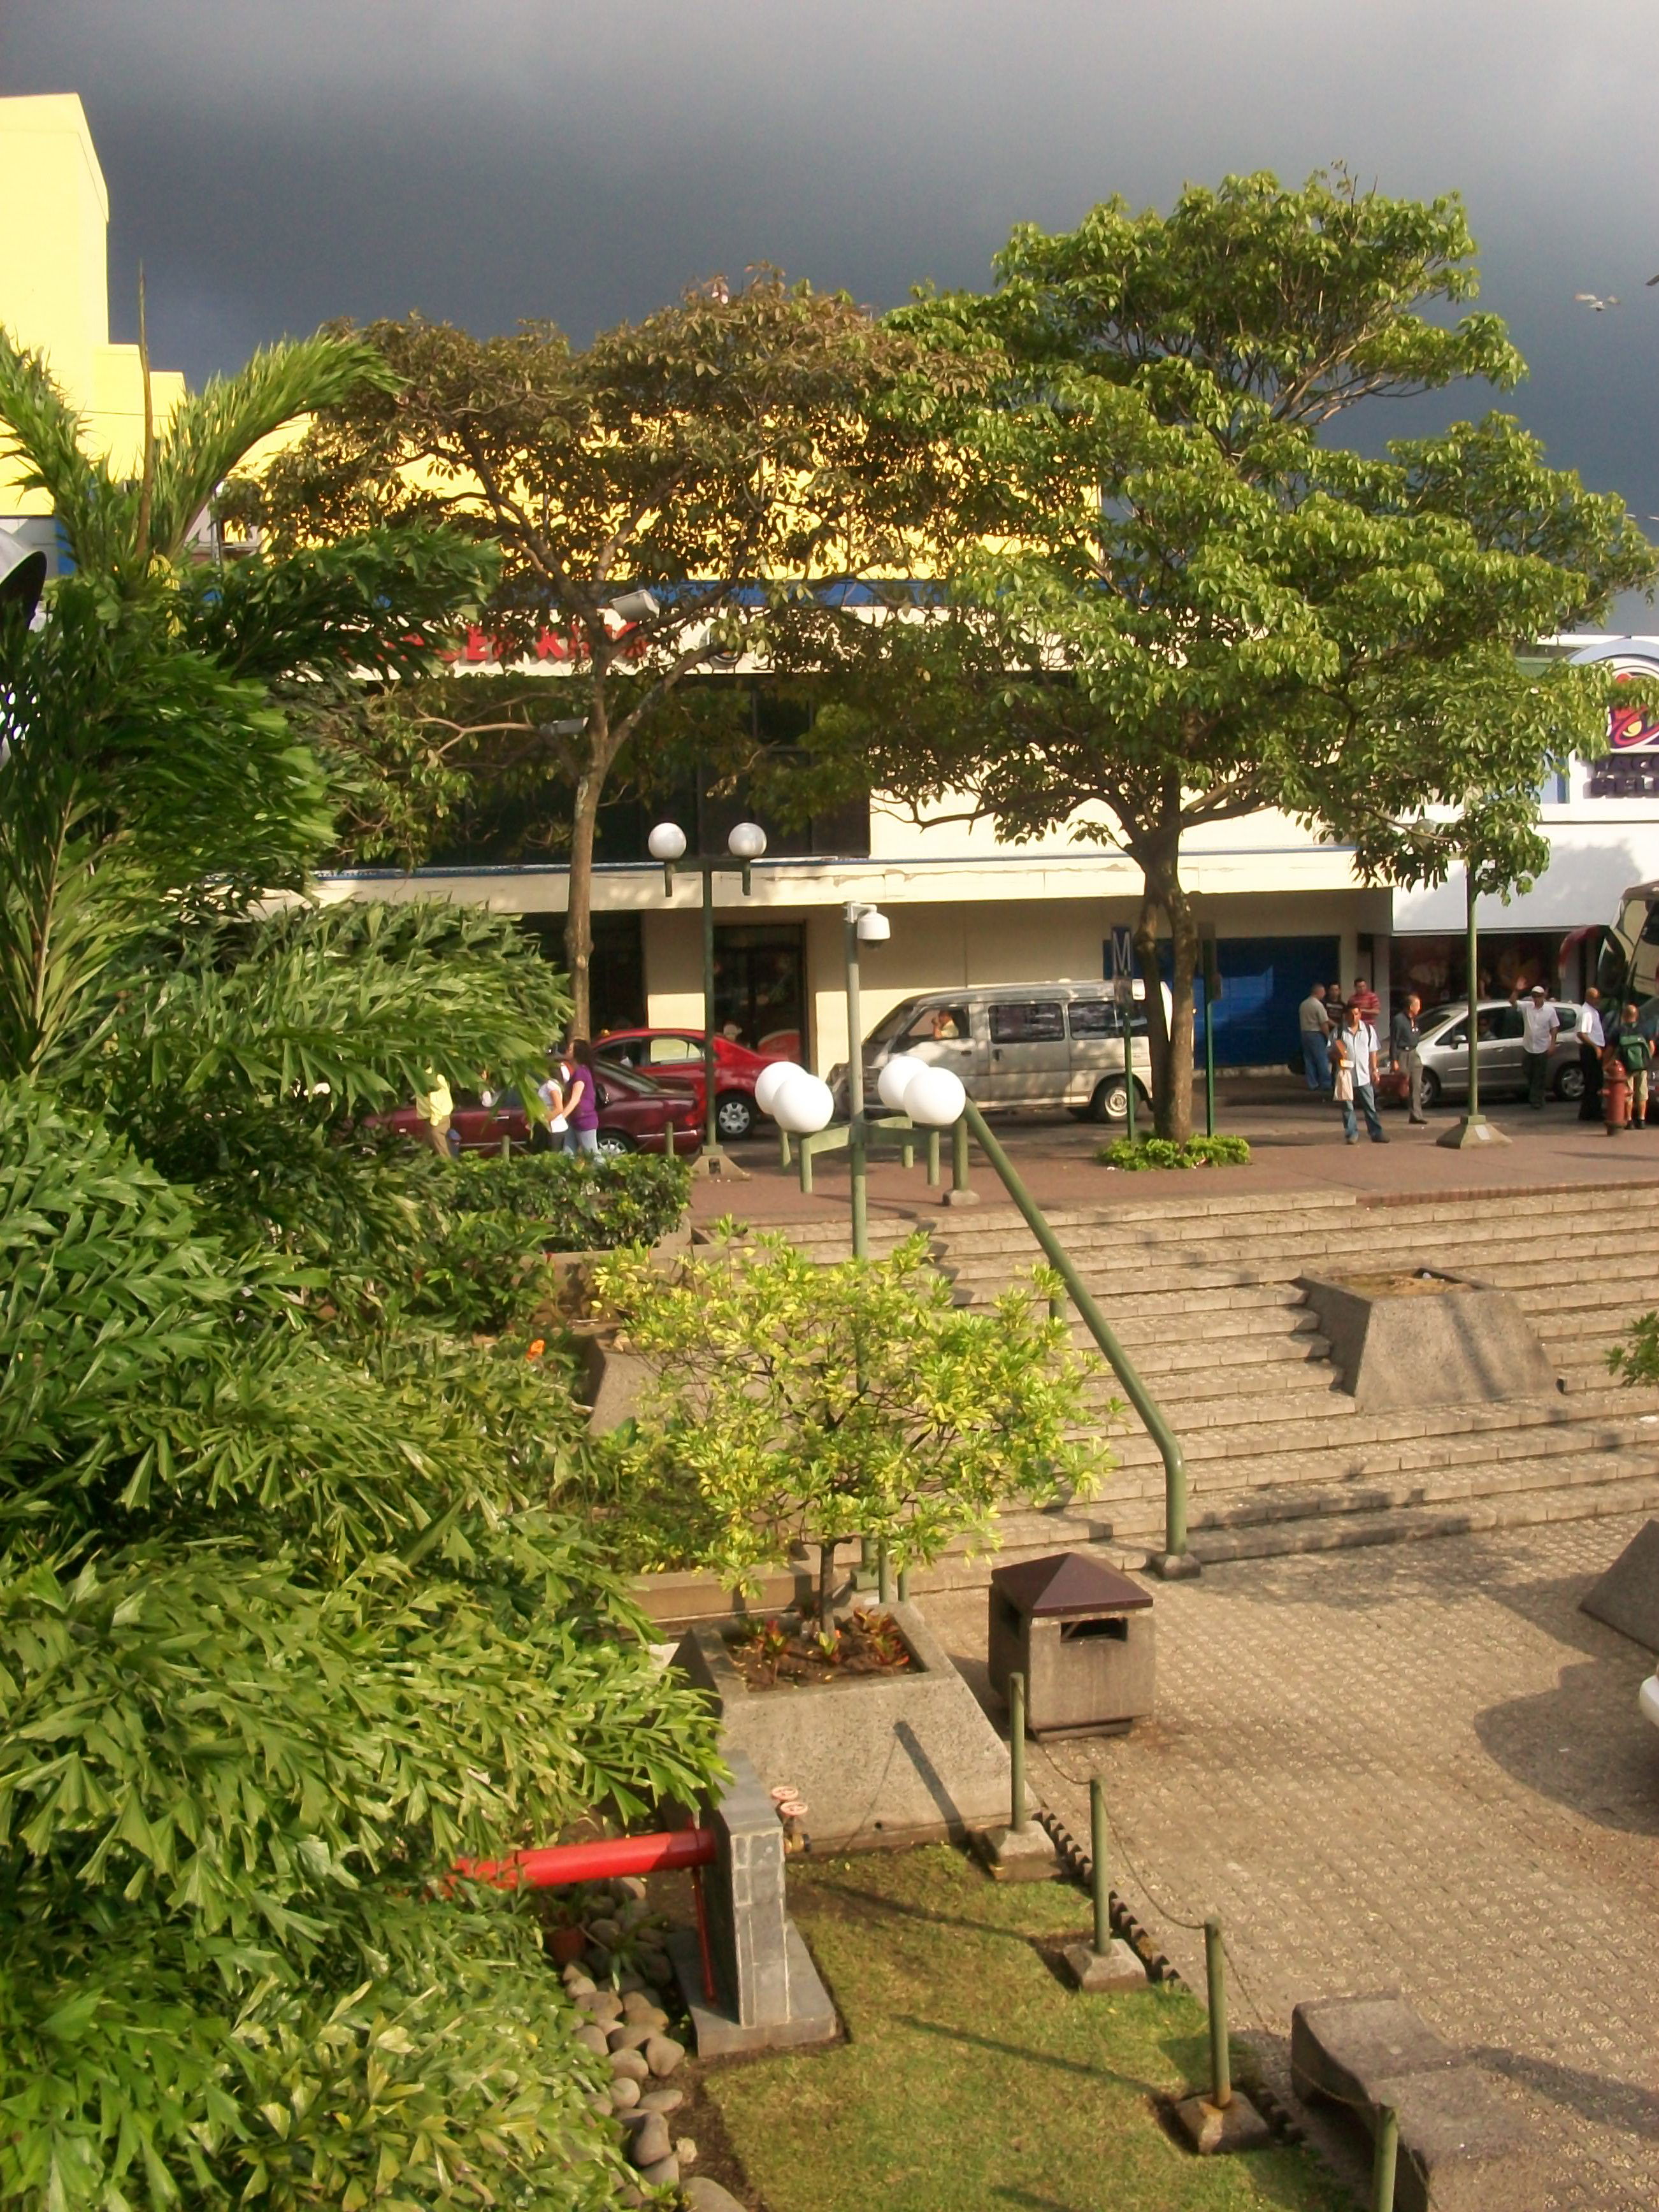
<box><xmin>1604</xmin><ymin>1052</ymin><xmax>1630</xmax><ymax>1135</ymax></box>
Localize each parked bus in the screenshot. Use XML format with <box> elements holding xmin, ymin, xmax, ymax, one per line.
<box><xmin>1599</xmin><ymin>880</ymin><xmax>1659</xmax><ymax>1011</ymax></box>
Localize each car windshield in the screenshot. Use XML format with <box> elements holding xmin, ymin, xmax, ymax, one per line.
<box><xmin>865</xmin><ymin>998</ymin><xmax>922</xmax><ymax>1051</ymax></box>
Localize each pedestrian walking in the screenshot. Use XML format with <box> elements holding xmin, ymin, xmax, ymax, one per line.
<box><xmin>1617</xmin><ymin>1007</ymin><xmax>1652</xmax><ymax>1130</ymax></box>
<box><xmin>414</xmin><ymin>1075</ymin><xmax>456</xmax><ymax>1161</ymax></box>
<box><xmin>1298</xmin><ymin>982</ymin><xmax>1332</xmax><ymax>1091</ymax></box>
<box><xmin>1576</xmin><ymin>986</ymin><xmax>1605</xmax><ymax>1121</ymax></box>
<box><xmin>1521</xmin><ymin>984</ymin><xmax>1560</xmax><ymax>1109</ymax></box>
<box><xmin>1390</xmin><ymin>991</ymin><xmax>1429</xmax><ymax>1123</ymax></box>
<box><xmin>1332</xmin><ymin>1000</ymin><xmax>1389</xmax><ymax>1145</ymax></box>
<box><xmin>559</xmin><ymin>1038</ymin><xmax>602</xmax><ymax>1157</ymax></box>
<box><xmin>529</xmin><ymin>1053</ymin><xmax>568</xmax><ymax>1153</ymax></box>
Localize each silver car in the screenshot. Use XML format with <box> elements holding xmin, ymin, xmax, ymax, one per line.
<box><xmin>1413</xmin><ymin>998</ymin><xmax>1584</xmax><ymax>1108</ymax></box>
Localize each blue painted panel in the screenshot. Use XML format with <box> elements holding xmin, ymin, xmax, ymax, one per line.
<box><xmin>1202</xmin><ymin>936</ymin><xmax>1340</xmax><ymax>1066</ymax></box>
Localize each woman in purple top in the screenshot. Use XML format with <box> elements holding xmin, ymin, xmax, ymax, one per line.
<box><xmin>561</xmin><ymin>1038</ymin><xmax>601</xmax><ymax>1156</ymax></box>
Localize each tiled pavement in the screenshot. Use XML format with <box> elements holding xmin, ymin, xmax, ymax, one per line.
<box><xmin>923</xmin><ymin>1518</ymin><xmax>1659</xmax><ymax>2209</ymax></box>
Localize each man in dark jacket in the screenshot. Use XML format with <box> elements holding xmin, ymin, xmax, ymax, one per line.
<box><xmin>1390</xmin><ymin>993</ymin><xmax>1428</xmax><ymax>1124</ymax></box>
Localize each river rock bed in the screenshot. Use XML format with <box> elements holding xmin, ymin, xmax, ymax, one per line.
<box><xmin>559</xmin><ymin>1875</ymin><xmax>696</xmax><ymax>2202</ymax></box>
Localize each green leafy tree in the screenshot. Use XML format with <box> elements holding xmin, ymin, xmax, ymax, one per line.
<box><xmin>591</xmin><ymin>1227</ymin><xmax>1110</xmax><ymax>1620</ymax></box>
<box><xmin>245</xmin><ymin>273</ymin><xmax>951</xmax><ymax>1031</ymax></box>
<box><xmin>804</xmin><ymin>173</ymin><xmax>1654</xmax><ymax>1137</ymax></box>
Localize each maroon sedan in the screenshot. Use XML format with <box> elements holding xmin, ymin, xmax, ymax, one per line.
<box><xmin>371</xmin><ymin>1065</ymin><xmax>703</xmax><ymax>1158</ymax></box>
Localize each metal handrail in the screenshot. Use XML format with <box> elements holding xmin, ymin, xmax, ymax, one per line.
<box><xmin>961</xmin><ymin>1100</ymin><xmax>1195</xmax><ymax>1574</ymax></box>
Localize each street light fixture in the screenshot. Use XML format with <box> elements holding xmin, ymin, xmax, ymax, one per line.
<box><xmin>648</xmin><ymin>818</ymin><xmax>769</xmax><ymax>1176</ymax></box>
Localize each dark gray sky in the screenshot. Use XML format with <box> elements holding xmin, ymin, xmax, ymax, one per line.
<box><xmin>6</xmin><ymin>1</ymin><xmax>1658</xmax><ymax>616</ymax></box>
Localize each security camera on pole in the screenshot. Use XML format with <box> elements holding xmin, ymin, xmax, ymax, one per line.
<box><xmin>647</xmin><ymin>817</ymin><xmax>770</xmax><ymax>1179</ymax></box>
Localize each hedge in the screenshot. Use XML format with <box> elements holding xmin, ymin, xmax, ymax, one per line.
<box><xmin>1095</xmin><ymin>1134</ymin><xmax>1252</xmax><ymax>1171</ymax></box>
<box><xmin>451</xmin><ymin>1150</ymin><xmax>691</xmax><ymax>1249</ymax></box>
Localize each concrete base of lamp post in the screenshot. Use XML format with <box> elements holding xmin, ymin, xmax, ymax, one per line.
<box><xmin>1436</xmin><ymin>1113</ymin><xmax>1511</xmax><ymax>1151</ymax></box>
<box><xmin>1170</xmin><ymin>2092</ymin><xmax>1273</xmax><ymax>2156</ymax></box>
<box><xmin>689</xmin><ymin>1149</ymin><xmax>750</xmax><ymax>1180</ymax></box>
<box><xmin>1062</xmin><ymin>1937</ymin><xmax>1146</xmax><ymax>1992</ymax></box>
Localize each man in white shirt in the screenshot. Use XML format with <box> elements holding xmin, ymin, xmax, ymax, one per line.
<box><xmin>1576</xmin><ymin>986</ymin><xmax>1605</xmax><ymax>1121</ymax></box>
<box><xmin>1332</xmin><ymin>1001</ymin><xmax>1388</xmax><ymax>1144</ymax></box>
<box><xmin>1521</xmin><ymin>984</ymin><xmax>1560</xmax><ymax>1110</ymax></box>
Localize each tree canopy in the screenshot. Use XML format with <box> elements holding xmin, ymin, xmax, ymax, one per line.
<box><xmin>244</xmin><ymin>271</ymin><xmax>954</xmax><ymax>1031</ymax></box>
<box><xmin>798</xmin><ymin>173</ymin><xmax>1655</xmax><ymax>1134</ymax></box>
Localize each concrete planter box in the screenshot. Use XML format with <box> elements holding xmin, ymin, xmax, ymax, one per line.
<box><xmin>1296</xmin><ymin>1268</ymin><xmax>1554</xmax><ymax>1409</ymax></box>
<box><xmin>673</xmin><ymin>1601</ymin><xmax>1021</xmax><ymax>1852</ymax></box>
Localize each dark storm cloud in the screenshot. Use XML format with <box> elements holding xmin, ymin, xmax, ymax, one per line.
<box><xmin>4</xmin><ymin>1</ymin><xmax>1658</xmax><ymax>603</ymax></box>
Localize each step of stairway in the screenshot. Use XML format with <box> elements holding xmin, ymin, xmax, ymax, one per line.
<box><xmin>1104</xmin><ymin>1383</ymin><xmax>1653</xmax><ymax>1467</ymax></box>
<box><xmin>1180</xmin><ymin>1469</ymin><xmax>1659</xmax><ymax>1566</ymax></box>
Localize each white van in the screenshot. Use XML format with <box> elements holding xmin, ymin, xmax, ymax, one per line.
<box><xmin>830</xmin><ymin>979</ymin><xmax>1157</xmax><ymax>1123</ymax></box>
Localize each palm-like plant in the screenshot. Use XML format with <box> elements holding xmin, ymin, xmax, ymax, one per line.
<box><xmin>0</xmin><ymin>327</ymin><xmax>396</xmax><ymax>585</ymax></box>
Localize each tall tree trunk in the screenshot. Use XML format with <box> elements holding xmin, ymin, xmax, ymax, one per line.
<box><xmin>564</xmin><ymin>766</ymin><xmax>600</xmax><ymax>1040</ymax></box>
<box><xmin>1131</xmin><ymin>829</ymin><xmax>1197</xmax><ymax>1141</ymax></box>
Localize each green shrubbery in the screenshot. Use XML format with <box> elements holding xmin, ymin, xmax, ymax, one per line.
<box><xmin>1609</xmin><ymin>1312</ymin><xmax>1659</xmax><ymax>1388</ymax></box>
<box><xmin>591</xmin><ymin>1225</ymin><xmax>1113</xmax><ymax>1617</ymax></box>
<box><xmin>1096</xmin><ymin>1133</ymin><xmax>1253</xmax><ymax>1171</ymax></box>
<box><xmin>452</xmin><ymin>1147</ymin><xmax>691</xmax><ymax>1249</ymax></box>
<box><xmin>0</xmin><ymin>336</ymin><xmax>721</xmax><ymax>2209</ymax></box>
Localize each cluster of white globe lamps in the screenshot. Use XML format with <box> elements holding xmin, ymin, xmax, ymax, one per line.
<box><xmin>645</xmin><ymin>817</ymin><xmax>966</xmax><ymax>1139</ymax></box>
<box><xmin>754</xmin><ymin>1051</ymin><xmax>965</xmax><ymax>1137</ymax></box>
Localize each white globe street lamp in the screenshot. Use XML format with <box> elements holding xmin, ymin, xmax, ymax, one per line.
<box><xmin>754</xmin><ymin>1059</ymin><xmax>803</xmax><ymax>1118</ymax></box>
<box><xmin>645</xmin><ymin>816</ymin><xmax>771</xmax><ymax>1178</ymax></box>
<box><xmin>772</xmin><ymin>1070</ymin><xmax>835</xmax><ymax>1135</ymax></box>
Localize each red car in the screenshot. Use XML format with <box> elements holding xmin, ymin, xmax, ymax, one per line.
<box><xmin>593</xmin><ymin>1028</ymin><xmax>793</xmax><ymax>1142</ymax></box>
<box><xmin>371</xmin><ymin>1064</ymin><xmax>703</xmax><ymax>1158</ymax></box>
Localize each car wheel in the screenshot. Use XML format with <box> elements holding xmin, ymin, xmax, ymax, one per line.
<box><xmin>715</xmin><ymin>1090</ymin><xmax>756</xmax><ymax>1140</ymax></box>
<box><xmin>1089</xmin><ymin>1077</ymin><xmax>1149</xmax><ymax>1123</ymax></box>
<box><xmin>595</xmin><ymin>1129</ymin><xmax>635</xmax><ymax>1157</ymax></box>
<box><xmin>1419</xmin><ymin>1068</ymin><xmax>1442</xmax><ymax>1108</ymax></box>
<box><xmin>1556</xmin><ymin>1061</ymin><xmax>1586</xmax><ymax>1102</ymax></box>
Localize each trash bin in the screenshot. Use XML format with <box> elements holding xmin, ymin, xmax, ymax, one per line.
<box><xmin>988</xmin><ymin>1551</ymin><xmax>1154</xmax><ymax>1738</ymax></box>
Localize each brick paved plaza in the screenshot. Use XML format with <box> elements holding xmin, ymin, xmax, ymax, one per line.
<box><xmin>925</xmin><ymin>1517</ymin><xmax>1659</xmax><ymax>2210</ymax></box>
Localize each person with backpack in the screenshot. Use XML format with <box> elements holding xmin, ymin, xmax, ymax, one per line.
<box><xmin>1617</xmin><ymin>1005</ymin><xmax>1652</xmax><ymax>1130</ymax></box>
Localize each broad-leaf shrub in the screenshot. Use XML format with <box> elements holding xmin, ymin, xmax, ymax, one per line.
<box><xmin>451</xmin><ymin>1150</ymin><xmax>691</xmax><ymax>1251</ymax></box>
<box><xmin>0</xmin><ymin>1080</ymin><xmax>721</xmax><ymax>2209</ymax></box>
<box><xmin>591</xmin><ymin>1226</ymin><xmax>1114</xmax><ymax>1618</ymax></box>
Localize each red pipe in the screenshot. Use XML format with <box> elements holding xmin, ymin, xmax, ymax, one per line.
<box><xmin>457</xmin><ymin>1827</ymin><xmax>716</xmax><ymax>1892</ymax></box>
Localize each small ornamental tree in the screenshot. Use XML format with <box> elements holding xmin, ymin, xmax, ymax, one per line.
<box><xmin>592</xmin><ymin>1228</ymin><xmax>1110</xmax><ymax>1620</ymax></box>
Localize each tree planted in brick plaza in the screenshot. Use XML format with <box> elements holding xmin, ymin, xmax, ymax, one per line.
<box><xmin>793</xmin><ymin>171</ymin><xmax>1653</xmax><ymax>1138</ymax></box>
<box><xmin>590</xmin><ymin>1228</ymin><xmax>1107</xmax><ymax>1623</ymax></box>
<box><xmin>243</xmin><ymin>275</ymin><xmax>954</xmax><ymax>1034</ymax></box>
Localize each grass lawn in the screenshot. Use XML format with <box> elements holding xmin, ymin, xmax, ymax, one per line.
<box><xmin>702</xmin><ymin>1844</ymin><xmax>1346</xmax><ymax>2212</ymax></box>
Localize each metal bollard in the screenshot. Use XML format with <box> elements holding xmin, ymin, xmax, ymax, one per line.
<box><xmin>1204</xmin><ymin>1918</ymin><xmax>1231</xmax><ymax>2109</ymax></box>
<box><xmin>1090</xmin><ymin>1778</ymin><xmax>1110</xmax><ymax>1957</ymax></box>
<box><xmin>897</xmin><ymin>1565</ymin><xmax>910</xmax><ymax>1603</ymax></box>
<box><xmin>1009</xmin><ymin>1671</ymin><xmax>1028</xmax><ymax>1833</ymax></box>
<box><xmin>877</xmin><ymin>1542</ymin><xmax>893</xmax><ymax>1605</ymax></box>
<box><xmin>1372</xmin><ymin>2105</ymin><xmax>1398</xmax><ymax>2212</ymax></box>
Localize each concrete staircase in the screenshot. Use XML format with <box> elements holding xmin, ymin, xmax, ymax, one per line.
<box><xmin>912</xmin><ymin>1180</ymin><xmax>1659</xmax><ymax>1584</ymax></box>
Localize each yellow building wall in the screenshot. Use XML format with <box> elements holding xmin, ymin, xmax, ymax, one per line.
<box><xmin>0</xmin><ymin>94</ymin><xmax>183</xmax><ymax>515</ymax></box>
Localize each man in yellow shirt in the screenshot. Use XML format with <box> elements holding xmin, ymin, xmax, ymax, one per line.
<box><xmin>415</xmin><ymin>1076</ymin><xmax>455</xmax><ymax>1160</ymax></box>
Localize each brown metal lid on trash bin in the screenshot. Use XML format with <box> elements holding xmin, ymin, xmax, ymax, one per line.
<box><xmin>990</xmin><ymin>1551</ymin><xmax>1154</xmax><ymax>1620</ymax></box>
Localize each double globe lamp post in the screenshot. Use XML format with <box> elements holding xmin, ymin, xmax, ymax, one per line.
<box><xmin>646</xmin><ymin>816</ymin><xmax>771</xmax><ymax>1177</ymax></box>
